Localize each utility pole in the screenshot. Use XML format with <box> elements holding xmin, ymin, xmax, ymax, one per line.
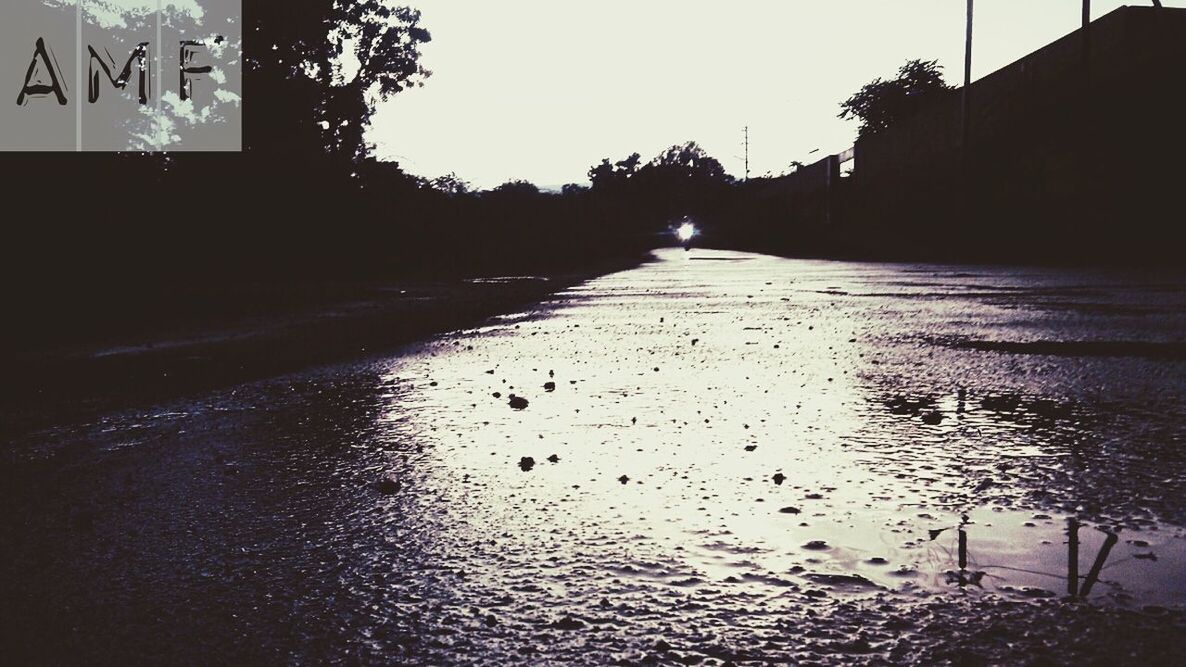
<box><xmin>959</xmin><ymin>0</ymin><xmax>974</xmax><ymax>225</ymax></box>
<box><xmin>743</xmin><ymin>126</ymin><xmax>750</xmax><ymax>182</ymax></box>
<box><xmin>1082</xmin><ymin>0</ymin><xmax>1091</xmax><ymax>86</ymax></box>
<box><xmin>961</xmin><ymin>0</ymin><xmax>973</xmax><ymax>157</ymax></box>
<box><xmin>1081</xmin><ymin>0</ymin><xmax>1095</xmax><ymax>235</ymax></box>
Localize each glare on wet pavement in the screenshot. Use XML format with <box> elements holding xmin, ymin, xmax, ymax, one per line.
<box><xmin>373</xmin><ymin>248</ymin><xmax>1186</xmax><ymax>613</ymax></box>
<box><xmin>5</xmin><ymin>248</ymin><xmax>1185</xmax><ymax>664</ymax></box>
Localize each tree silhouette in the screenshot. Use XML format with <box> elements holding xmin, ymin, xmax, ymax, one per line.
<box><xmin>323</xmin><ymin>2</ymin><xmax>432</xmax><ymax>159</ymax></box>
<box><xmin>588</xmin><ymin>152</ymin><xmax>642</xmax><ymax>190</ymax></box>
<box><xmin>489</xmin><ymin>180</ymin><xmax>542</xmax><ymax>196</ymax></box>
<box><xmin>839</xmin><ymin>59</ymin><xmax>952</xmax><ymax>138</ymax></box>
<box><xmin>248</xmin><ymin>1</ymin><xmax>431</xmax><ymax>161</ymax></box>
<box><xmin>430</xmin><ymin>172</ymin><xmax>472</xmax><ymax>196</ymax></box>
<box><xmin>648</xmin><ymin>141</ymin><xmax>728</xmax><ymax>181</ymax></box>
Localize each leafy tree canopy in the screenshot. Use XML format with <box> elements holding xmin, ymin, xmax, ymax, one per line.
<box><xmin>588</xmin><ymin>142</ymin><xmax>732</xmax><ymax>192</ymax></box>
<box><xmin>588</xmin><ymin>153</ymin><xmax>643</xmax><ymax>190</ymax></box>
<box><xmin>839</xmin><ymin>59</ymin><xmax>952</xmax><ymax>138</ymax></box>
<box><xmin>648</xmin><ymin>141</ymin><xmax>728</xmax><ymax>181</ymax></box>
<box><xmin>428</xmin><ymin>172</ymin><xmax>471</xmax><ymax>196</ymax></box>
<box><xmin>488</xmin><ymin>180</ymin><xmax>542</xmax><ymax>196</ymax></box>
<box><xmin>250</xmin><ymin>1</ymin><xmax>431</xmax><ymax>160</ymax></box>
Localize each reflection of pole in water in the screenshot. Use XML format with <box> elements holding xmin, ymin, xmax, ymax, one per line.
<box><xmin>945</xmin><ymin>517</ymin><xmax>1117</xmax><ymax>596</ymax></box>
<box><xmin>1080</xmin><ymin>530</ymin><xmax>1119</xmax><ymax>597</ymax></box>
<box><xmin>1068</xmin><ymin>518</ymin><xmax>1080</xmax><ymax>597</ymax></box>
<box><xmin>945</xmin><ymin>517</ymin><xmax>984</xmax><ymax>588</ymax></box>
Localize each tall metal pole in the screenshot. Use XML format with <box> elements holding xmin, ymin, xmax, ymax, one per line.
<box><xmin>1081</xmin><ymin>0</ymin><xmax>1094</xmax><ymax>222</ymax></box>
<box><xmin>961</xmin><ymin>0</ymin><xmax>973</xmax><ymax>154</ymax></box>
<box><xmin>960</xmin><ymin>0</ymin><xmax>973</xmax><ymax>224</ymax></box>
<box><xmin>964</xmin><ymin>0</ymin><xmax>973</xmax><ymax>87</ymax></box>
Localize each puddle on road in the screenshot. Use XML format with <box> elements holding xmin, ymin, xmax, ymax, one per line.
<box><xmin>8</xmin><ymin>248</ymin><xmax>1186</xmax><ymax>664</ymax></box>
<box><xmin>670</xmin><ymin>503</ymin><xmax>1186</xmax><ymax>609</ymax></box>
<box><xmin>370</xmin><ymin>248</ymin><xmax>1186</xmax><ymax>615</ymax></box>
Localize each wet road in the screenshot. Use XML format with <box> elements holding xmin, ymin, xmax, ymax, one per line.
<box><xmin>4</xmin><ymin>248</ymin><xmax>1186</xmax><ymax>664</ymax></box>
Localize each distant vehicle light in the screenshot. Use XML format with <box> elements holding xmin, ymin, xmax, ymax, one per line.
<box><xmin>677</xmin><ymin>222</ymin><xmax>696</xmax><ymax>242</ymax></box>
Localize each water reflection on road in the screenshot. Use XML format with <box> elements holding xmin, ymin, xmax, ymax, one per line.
<box><xmin>373</xmin><ymin>249</ymin><xmax>1185</xmax><ymax>614</ymax></box>
<box><xmin>6</xmin><ymin>248</ymin><xmax>1186</xmax><ymax>663</ymax></box>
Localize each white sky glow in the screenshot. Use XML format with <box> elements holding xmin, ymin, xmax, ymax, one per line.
<box><xmin>369</xmin><ymin>1</ymin><xmax>1180</xmax><ymax>189</ymax></box>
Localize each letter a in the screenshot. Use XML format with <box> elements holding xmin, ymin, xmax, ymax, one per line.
<box><xmin>17</xmin><ymin>38</ymin><xmax>67</xmax><ymax>106</ymax></box>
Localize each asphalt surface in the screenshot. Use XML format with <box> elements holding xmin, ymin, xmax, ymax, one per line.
<box><xmin>4</xmin><ymin>248</ymin><xmax>1185</xmax><ymax>665</ymax></box>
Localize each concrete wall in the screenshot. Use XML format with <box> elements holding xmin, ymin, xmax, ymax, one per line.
<box><xmin>841</xmin><ymin>6</ymin><xmax>1186</xmax><ymax>260</ymax></box>
<box><xmin>753</xmin><ymin>154</ymin><xmax>839</xmax><ymax>228</ymax></box>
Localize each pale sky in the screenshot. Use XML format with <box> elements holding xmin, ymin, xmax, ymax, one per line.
<box><xmin>369</xmin><ymin>1</ymin><xmax>1178</xmax><ymax>190</ymax></box>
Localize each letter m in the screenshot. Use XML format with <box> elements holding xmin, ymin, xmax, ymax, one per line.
<box><xmin>88</xmin><ymin>43</ymin><xmax>150</xmax><ymax>104</ymax></box>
